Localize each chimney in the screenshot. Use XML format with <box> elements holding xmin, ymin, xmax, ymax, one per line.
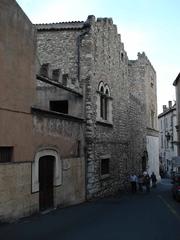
<box><xmin>163</xmin><ymin>105</ymin><xmax>167</xmax><ymax>112</ymax></box>
<box><xmin>168</xmin><ymin>101</ymin><xmax>172</xmax><ymax>109</ymax></box>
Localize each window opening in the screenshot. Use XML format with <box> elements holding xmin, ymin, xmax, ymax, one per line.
<box><xmin>98</xmin><ymin>82</ymin><xmax>111</xmax><ymax>121</ymax></box>
<box><xmin>0</xmin><ymin>147</ymin><xmax>13</xmax><ymax>162</ymax></box>
<box><xmin>121</xmin><ymin>52</ymin><xmax>124</xmax><ymax>62</ymax></box>
<box><xmin>101</xmin><ymin>158</ymin><xmax>110</xmax><ymax>175</ymax></box>
<box><xmin>50</xmin><ymin>100</ymin><xmax>68</xmax><ymax>114</ymax></box>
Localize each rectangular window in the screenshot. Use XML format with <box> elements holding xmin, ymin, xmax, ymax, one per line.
<box><xmin>0</xmin><ymin>147</ymin><xmax>13</xmax><ymax>162</ymax></box>
<box><xmin>101</xmin><ymin>158</ymin><xmax>110</xmax><ymax>176</ymax></box>
<box><xmin>50</xmin><ymin>100</ymin><xmax>68</xmax><ymax>114</ymax></box>
<box><xmin>161</xmin><ymin>135</ymin><xmax>163</xmax><ymax>148</ymax></box>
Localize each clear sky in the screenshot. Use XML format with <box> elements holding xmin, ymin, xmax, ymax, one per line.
<box><xmin>16</xmin><ymin>0</ymin><xmax>180</xmax><ymax>114</ymax></box>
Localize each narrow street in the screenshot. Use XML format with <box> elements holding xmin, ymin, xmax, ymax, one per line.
<box><xmin>0</xmin><ymin>179</ymin><xmax>180</xmax><ymax>240</ymax></box>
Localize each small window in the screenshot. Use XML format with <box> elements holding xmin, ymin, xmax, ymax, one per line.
<box><xmin>121</xmin><ymin>52</ymin><xmax>124</xmax><ymax>62</ymax></box>
<box><xmin>50</xmin><ymin>100</ymin><xmax>68</xmax><ymax>114</ymax></box>
<box><xmin>0</xmin><ymin>147</ymin><xmax>13</xmax><ymax>162</ymax></box>
<box><xmin>101</xmin><ymin>158</ymin><xmax>110</xmax><ymax>176</ymax></box>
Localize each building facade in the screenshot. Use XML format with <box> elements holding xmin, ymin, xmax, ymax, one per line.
<box><xmin>0</xmin><ymin>1</ymin><xmax>159</xmax><ymax>221</ymax></box>
<box><xmin>173</xmin><ymin>73</ymin><xmax>180</xmax><ymax>172</ymax></box>
<box><xmin>0</xmin><ymin>0</ymin><xmax>85</xmax><ymax>222</ymax></box>
<box><xmin>128</xmin><ymin>53</ymin><xmax>159</xmax><ymax>178</ymax></box>
<box><xmin>158</xmin><ymin>102</ymin><xmax>177</xmax><ymax>176</ymax></box>
<box><xmin>36</xmin><ymin>16</ymin><xmax>159</xmax><ymax>198</ymax></box>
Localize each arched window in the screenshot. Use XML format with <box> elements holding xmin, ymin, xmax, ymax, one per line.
<box><xmin>97</xmin><ymin>82</ymin><xmax>112</xmax><ymax>122</ymax></box>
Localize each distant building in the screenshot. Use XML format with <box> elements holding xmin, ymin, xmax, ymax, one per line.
<box><xmin>173</xmin><ymin>73</ymin><xmax>180</xmax><ymax>172</ymax></box>
<box><xmin>158</xmin><ymin>101</ymin><xmax>177</xmax><ymax>176</ymax></box>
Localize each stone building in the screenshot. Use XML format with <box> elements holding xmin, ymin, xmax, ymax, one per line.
<box><xmin>128</xmin><ymin>53</ymin><xmax>159</xmax><ymax>178</ymax></box>
<box><xmin>36</xmin><ymin>16</ymin><xmax>129</xmax><ymax>199</ymax></box>
<box><xmin>158</xmin><ymin>102</ymin><xmax>177</xmax><ymax>176</ymax></box>
<box><xmin>173</xmin><ymin>73</ymin><xmax>180</xmax><ymax>172</ymax></box>
<box><xmin>0</xmin><ymin>0</ymin><xmax>85</xmax><ymax>222</ymax></box>
<box><xmin>0</xmin><ymin>0</ymin><xmax>159</xmax><ymax>221</ymax></box>
<box><xmin>36</xmin><ymin>16</ymin><xmax>159</xmax><ymax>198</ymax></box>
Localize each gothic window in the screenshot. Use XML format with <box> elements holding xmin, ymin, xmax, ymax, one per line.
<box><xmin>97</xmin><ymin>82</ymin><xmax>112</xmax><ymax>122</ymax></box>
<box><xmin>100</xmin><ymin>85</ymin><xmax>105</xmax><ymax>119</ymax></box>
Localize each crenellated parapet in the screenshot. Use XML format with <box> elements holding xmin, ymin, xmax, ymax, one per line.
<box><xmin>137</xmin><ymin>51</ymin><xmax>156</xmax><ymax>74</ymax></box>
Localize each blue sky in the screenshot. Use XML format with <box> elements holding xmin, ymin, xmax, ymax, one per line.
<box><xmin>16</xmin><ymin>0</ymin><xmax>180</xmax><ymax>113</ymax></box>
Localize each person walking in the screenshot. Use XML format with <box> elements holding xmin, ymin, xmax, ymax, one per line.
<box><xmin>130</xmin><ymin>173</ymin><xmax>137</xmax><ymax>193</ymax></box>
<box><xmin>138</xmin><ymin>174</ymin><xmax>144</xmax><ymax>192</ymax></box>
<box><xmin>151</xmin><ymin>172</ymin><xmax>157</xmax><ymax>188</ymax></box>
<box><xmin>143</xmin><ymin>172</ymin><xmax>151</xmax><ymax>193</ymax></box>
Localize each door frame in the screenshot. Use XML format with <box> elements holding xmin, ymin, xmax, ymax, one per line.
<box><xmin>32</xmin><ymin>148</ymin><xmax>62</xmax><ymax>193</ymax></box>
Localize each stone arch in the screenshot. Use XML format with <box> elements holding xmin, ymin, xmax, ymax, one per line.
<box><xmin>104</xmin><ymin>84</ymin><xmax>111</xmax><ymax>96</ymax></box>
<box><xmin>98</xmin><ymin>81</ymin><xmax>105</xmax><ymax>93</ymax></box>
<box><xmin>32</xmin><ymin>148</ymin><xmax>62</xmax><ymax>193</ymax></box>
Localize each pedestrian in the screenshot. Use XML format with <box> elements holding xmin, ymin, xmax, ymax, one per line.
<box><xmin>138</xmin><ymin>174</ymin><xmax>144</xmax><ymax>192</ymax></box>
<box><xmin>151</xmin><ymin>172</ymin><xmax>157</xmax><ymax>188</ymax></box>
<box><xmin>143</xmin><ymin>172</ymin><xmax>150</xmax><ymax>193</ymax></box>
<box><xmin>130</xmin><ymin>173</ymin><xmax>137</xmax><ymax>193</ymax></box>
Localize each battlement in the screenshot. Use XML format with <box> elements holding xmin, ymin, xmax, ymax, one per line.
<box><xmin>137</xmin><ymin>52</ymin><xmax>156</xmax><ymax>73</ymax></box>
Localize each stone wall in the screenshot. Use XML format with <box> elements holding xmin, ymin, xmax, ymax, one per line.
<box><xmin>0</xmin><ymin>155</ymin><xmax>85</xmax><ymax>222</ymax></box>
<box><xmin>0</xmin><ymin>162</ymin><xmax>38</xmax><ymax>222</ymax></box>
<box><xmin>32</xmin><ymin>109</ymin><xmax>84</xmax><ymax>158</ymax></box>
<box><xmin>35</xmin><ymin>16</ymin><xmax>158</xmax><ymax>199</ymax></box>
<box><xmin>79</xmin><ymin>16</ymin><xmax>130</xmax><ymax>198</ymax></box>
<box><xmin>128</xmin><ymin>59</ymin><xmax>147</xmax><ymax>173</ymax></box>
<box><xmin>36</xmin><ymin>79</ymin><xmax>83</xmax><ymax>119</ymax></box>
<box><xmin>128</xmin><ymin>52</ymin><xmax>159</xmax><ymax>175</ymax></box>
<box><xmin>36</xmin><ymin>25</ymin><xmax>83</xmax><ymax>83</ymax></box>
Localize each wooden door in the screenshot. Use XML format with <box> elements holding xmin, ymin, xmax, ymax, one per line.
<box><xmin>39</xmin><ymin>156</ymin><xmax>54</xmax><ymax>211</ymax></box>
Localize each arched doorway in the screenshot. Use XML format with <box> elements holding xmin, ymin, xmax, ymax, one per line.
<box><xmin>32</xmin><ymin>148</ymin><xmax>62</xmax><ymax>211</ymax></box>
<box><xmin>39</xmin><ymin>155</ymin><xmax>55</xmax><ymax>211</ymax></box>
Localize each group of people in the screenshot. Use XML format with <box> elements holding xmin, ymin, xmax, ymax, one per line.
<box><xmin>129</xmin><ymin>171</ymin><xmax>157</xmax><ymax>193</ymax></box>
